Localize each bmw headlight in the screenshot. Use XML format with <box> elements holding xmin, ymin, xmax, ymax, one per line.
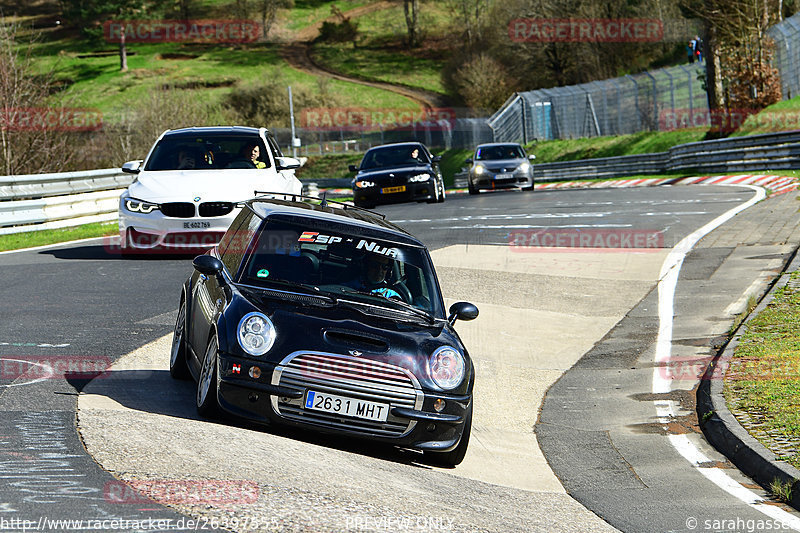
<box><xmin>428</xmin><ymin>346</ymin><xmax>465</xmax><ymax>390</ymax></box>
<box><xmin>355</xmin><ymin>180</ymin><xmax>376</xmax><ymax>188</ymax></box>
<box><xmin>518</xmin><ymin>162</ymin><xmax>530</xmax><ymax>173</ymax></box>
<box><xmin>237</xmin><ymin>312</ymin><xmax>276</xmax><ymax>356</ymax></box>
<box><xmin>474</xmin><ymin>165</ymin><xmax>485</xmax><ymax>175</ymax></box>
<box><xmin>124</xmin><ymin>197</ymin><xmax>159</xmax><ymax>214</ymax></box>
<box><xmin>408</xmin><ymin>173</ymin><xmax>431</xmax><ymax>183</ymax></box>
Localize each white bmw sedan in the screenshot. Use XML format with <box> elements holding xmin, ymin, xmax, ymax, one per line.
<box><xmin>119</xmin><ymin>126</ymin><xmax>303</xmax><ymax>252</ymax></box>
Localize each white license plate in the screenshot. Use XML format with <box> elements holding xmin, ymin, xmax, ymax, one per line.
<box><xmin>495</xmin><ymin>173</ymin><xmax>513</xmax><ymax>180</ymax></box>
<box><xmin>304</xmin><ymin>390</ymin><xmax>389</xmax><ymax>422</ymax></box>
<box><xmin>183</xmin><ymin>221</ymin><xmax>210</xmax><ymax>229</ymax></box>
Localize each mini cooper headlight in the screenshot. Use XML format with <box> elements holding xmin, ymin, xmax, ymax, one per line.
<box><xmin>428</xmin><ymin>346</ymin><xmax>465</xmax><ymax>390</ymax></box>
<box><xmin>408</xmin><ymin>173</ymin><xmax>431</xmax><ymax>183</ymax></box>
<box><xmin>124</xmin><ymin>197</ymin><xmax>159</xmax><ymax>214</ymax></box>
<box><xmin>474</xmin><ymin>165</ymin><xmax>485</xmax><ymax>175</ymax></box>
<box><xmin>355</xmin><ymin>180</ymin><xmax>375</xmax><ymax>188</ymax></box>
<box><xmin>518</xmin><ymin>162</ymin><xmax>530</xmax><ymax>173</ymax></box>
<box><xmin>237</xmin><ymin>312</ymin><xmax>276</xmax><ymax>356</ymax></box>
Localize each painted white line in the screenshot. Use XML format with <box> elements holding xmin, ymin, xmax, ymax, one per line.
<box><xmin>0</xmin><ymin>235</ymin><xmax>116</xmax><ymax>256</ymax></box>
<box><xmin>651</xmin><ymin>184</ymin><xmax>800</xmax><ymax>529</ymax></box>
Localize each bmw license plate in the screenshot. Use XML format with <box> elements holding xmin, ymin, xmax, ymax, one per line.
<box><xmin>381</xmin><ymin>185</ymin><xmax>406</xmax><ymax>194</ymax></box>
<box><xmin>305</xmin><ymin>390</ymin><xmax>389</xmax><ymax>422</ymax></box>
<box><xmin>183</xmin><ymin>221</ymin><xmax>210</xmax><ymax>229</ymax></box>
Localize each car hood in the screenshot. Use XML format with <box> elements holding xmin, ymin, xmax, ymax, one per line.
<box><xmin>231</xmin><ymin>292</ymin><xmax>470</xmax><ymax>393</ymax></box>
<box><xmin>128</xmin><ymin>170</ymin><xmax>298</xmax><ymax>202</ymax></box>
<box><xmin>474</xmin><ymin>158</ymin><xmax>526</xmax><ymax>170</ymax></box>
<box><xmin>356</xmin><ymin>165</ymin><xmax>431</xmax><ymax>179</ymax></box>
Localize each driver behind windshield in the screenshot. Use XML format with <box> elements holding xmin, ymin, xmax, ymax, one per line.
<box><xmin>345</xmin><ymin>254</ymin><xmax>403</xmax><ymax>301</ymax></box>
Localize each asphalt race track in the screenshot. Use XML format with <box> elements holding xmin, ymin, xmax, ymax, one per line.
<box><xmin>1</xmin><ymin>185</ymin><xmax>799</xmax><ymax>532</ymax></box>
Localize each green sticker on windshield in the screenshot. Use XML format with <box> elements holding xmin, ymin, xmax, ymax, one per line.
<box><xmin>256</xmin><ymin>269</ymin><xmax>270</xmax><ymax>278</ymax></box>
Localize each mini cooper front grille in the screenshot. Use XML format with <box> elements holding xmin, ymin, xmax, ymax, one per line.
<box><xmin>272</xmin><ymin>352</ymin><xmax>423</xmax><ymax>438</ymax></box>
<box><xmin>160</xmin><ymin>202</ymin><xmax>196</xmax><ymax>218</ymax></box>
<box><xmin>199</xmin><ymin>202</ymin><xmax>234</xmax><ymax>217</ymax></box>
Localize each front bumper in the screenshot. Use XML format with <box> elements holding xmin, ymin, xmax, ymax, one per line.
<box><xmin>471</xmin><ymin>172</ymin><xmax>533</xmax><ymax>191</ymax></box>
<box><xmin>119</xmin><ymin>207</ymin><xmax>237</xmax><ymax>250</ymax></box>
<box><xmin>353</xmin><ymin>180</ymin><xmax>437</xmax><ymax>206</ymax></box>
<box><xmin>214</xmin><ymin>353</ymin><xmax>470</xmax><ymax>452</ymax></box>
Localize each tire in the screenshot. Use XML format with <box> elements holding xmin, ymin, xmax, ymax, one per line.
<box><xmin>437</xmin><ymin>179</ymin><xmax>446</xmax><ymax>203</ymax></box>
<box><xmin>169</xmin><ymin>300</ymin><xmax>190</xmax><ymax>380</ymax></box>
<box><xmin>427</xmin><ymin>402</ymin><xmax>472</xmax><ymax>467</ymax></box>
<box><xmin>468</xmin><ymin>179</ymin><xmax>479</xmax><ymax>195</ymax></box>
<box><xmin>522</xmin><ymin>179</ymin><xmax>535</xmax><ymax>192</ymax></box>
<box><xmin>196</xmin><ymin>335</ymin><xmax>220</xmax><ymax>417</ymax></box>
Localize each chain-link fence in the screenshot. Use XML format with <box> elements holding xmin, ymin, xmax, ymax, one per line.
<box><xmin>272</xmin><ymin>117</ymin><xmax>494</xmax><ymax>155</ymax></box>
<box><xmin>769</xmin><ymin>13</ymin><xmax>800</xmax><ymax>100</ymax></box>
<box><xmin>489</xmin><ymin>62</ymin><xmax>709</xmax><ymax>142</ymax></box>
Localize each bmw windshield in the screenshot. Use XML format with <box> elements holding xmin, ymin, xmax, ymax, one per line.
<box><xmin>239</xmin><ymin>220</ymin><xmax>444</xmax><ymax>319</ymax></box>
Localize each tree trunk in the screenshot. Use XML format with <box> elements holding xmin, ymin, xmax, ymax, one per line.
<box><xmin>119</xmin><ymin>24</ymin><xmax>128</xmax><ymax>72</ymax></box>
<box><xmin>403</xmin><ymin>0</ymin><xmax>419</xmax><ymax>48</ymax></box>
<box><xmin>703</xmin><ymin>21</ymin><xmax>725</xmax><ymax>138</ymax></box>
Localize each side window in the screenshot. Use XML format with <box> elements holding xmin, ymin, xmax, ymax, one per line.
<box><xmin>221</xmin><ymin>212</ymin><xmax>262</xmax><ymax>278</ymax></box>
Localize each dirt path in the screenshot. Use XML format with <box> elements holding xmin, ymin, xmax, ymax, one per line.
<box><xmin>280</xmin><ymin>2</ymin><xmax>449</xmax><ymax>110</ymax></box>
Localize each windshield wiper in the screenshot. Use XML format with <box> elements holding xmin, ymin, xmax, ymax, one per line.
<box><xmin>337</xmin><ymin>288</ymin><xmax>438</xmax><ymax>324</ymax></box>
<box><xmin>242</xmin><ymin>280</ymin><xmax>336</xmax><ymax>306</ymax></box>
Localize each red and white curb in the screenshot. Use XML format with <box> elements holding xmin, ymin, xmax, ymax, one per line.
<box><xmin>533</xmin><ymin>174</ymin><xmax>799</xmax><ymax>195</ymax></box>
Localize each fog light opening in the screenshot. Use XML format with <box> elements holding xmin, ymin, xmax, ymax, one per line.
<box><xmin>248</xmin><ymin>392</ymin><xmax>259</xmax><ymax>403</ymax></box>
<box><xmin>249</xmin><ymin>366</ymin><xmax>262</xmax><ymax>379</ymax></box>
<box><xmin>433</xmin><ymin>398</ymin><xmax>446</xmax><ymax>412</ymax></box>
<box><xmin>426</xmin><ymin>423</ymin><xmax>436</xmax><ymax>432</ymax></box>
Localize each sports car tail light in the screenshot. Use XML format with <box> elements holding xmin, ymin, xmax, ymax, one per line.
<box><xmin>271</xmin><ymin>352</ymin><xmax>423</xmax><ymax>438</ymax></box>
<box><xmin>199</xmin><ymin>202</ymin><xmax>234</xmax><ymax>217</ymax></box>
<box><xmin>160</xmin><ymin>202</ymin><xmax>196</xmax><ymax>218</ymax></box>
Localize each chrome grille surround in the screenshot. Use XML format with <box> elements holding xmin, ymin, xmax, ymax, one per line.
<box><xmin>271</xmin><ymin>351</ymin><xmax>423</xmax><ymax>438</ymax></box>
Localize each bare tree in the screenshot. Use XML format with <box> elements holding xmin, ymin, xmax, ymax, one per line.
<box><xmin>403</xmin><ymin>0</ymin><xmax>420</xmax><ymax>48</ymax></box>
<box><xmin>258</xmin><ymin>0</ymin><xmax>294</xmax><ymax>39</ymax></box>
<box><xmin>0</xmin><ymin>23</ymin><xmax>76</xmax><ymax>175</ymax></box>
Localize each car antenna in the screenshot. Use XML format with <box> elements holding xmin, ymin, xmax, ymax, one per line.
<box><xmin>320</xmin><ymin>191</ymin><xmax>328</xmax><ymax>208</ymax></box>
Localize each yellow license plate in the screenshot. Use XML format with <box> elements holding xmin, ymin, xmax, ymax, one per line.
<box><xmin>381</xmin><ymin>186</ymin><xmax>406</xmax><ymax>194</ymax></box>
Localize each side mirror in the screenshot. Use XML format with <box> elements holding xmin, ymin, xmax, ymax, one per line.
<box><xmin>529</xmin><ymin>154</ymin><xmax>536</xmax><ymax>160</ymax></box>
<box><xmin>432</xmin><ymin>155</ymin><xmax>442</xmax><ymax>163</ymax></box>
<box><xmin>276</xmin><ymin>156</ymin><xmax>301</xmax><ymax>170</ymax></box>
<box><xmin>348</xmin><ymin>164</ymin><xmax>359</xmax><ymax>172</ymax></box>
<box><xmin>447</xmin><ymin>302</ymin><xmax>479</xmax><ymax>325</ymax></box>
<box><xmin>465</xmin><ymin>158</ymin><xmax>473</xmax><ymax>165</ymax></box>
<box><xmin>121</xmin><ymin>160</ymin><xmax>142</xmax><ymax>174</ymax></box>
<box><xmin>193</xmin><ymin>255</ymin><xmax>224</xmax><ymax>277</ymax></box>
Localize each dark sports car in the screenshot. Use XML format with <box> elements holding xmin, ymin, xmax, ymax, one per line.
<box><xmin>349</xmin><ymin>142</ymin><xmax>446</xmax><ymax>208</ymax></box>
<box><xmin>170</xmin><ymin>197</ymin><xmax>478</xmax><ymax>466</ymax></box>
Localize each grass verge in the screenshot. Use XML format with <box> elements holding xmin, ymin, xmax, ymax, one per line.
<box><xmin>0</xmin><ymin>221</ymin><xmax>117</xmax><ymax>252</ymax></box>
<box><xmin>724</xmin><ymin>271</ymin><xmax>800</xmax><ymax>468</ymax></box>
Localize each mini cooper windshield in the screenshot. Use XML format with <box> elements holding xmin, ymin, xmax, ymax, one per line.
<box><xmin>239</xmin><ymin>221</ymin><xmax>444</xmax><ymax>319</ymax></box>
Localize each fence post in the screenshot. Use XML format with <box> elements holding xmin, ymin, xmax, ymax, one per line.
<box><xmin>520</xmin><ymin>95</ymin><xmax>528</xmax><ymax>144</ymax></box>
<box><xmin>625</xmin><ymin>75</ymin><xmax>641</xmax><ymax>131</ymax></box>
<box><xmin>644</xmin><ymin>70</ymin><xmax>658</xmax><ymax>131</ymax></box>
<box><xmin>679</xmin><ymin>65</ymin><xmax>694</xmax><ymax>128</ymax></box>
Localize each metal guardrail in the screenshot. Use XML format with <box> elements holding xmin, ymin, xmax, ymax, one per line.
<box><xmin>0</xmin><ymin>168</ymin><xmax>131</xmax><ymax>235</ymax></box>
<box><xmin>532</xmin><ymin>130</ymin><xmax>800</xmax><ymax>182</ymax></box>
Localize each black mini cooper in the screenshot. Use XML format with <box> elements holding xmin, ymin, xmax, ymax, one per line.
<box><xmin>170</xmin><ymin>197</ymin><xmax>478</xmax><ymax>466</ymax></box>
